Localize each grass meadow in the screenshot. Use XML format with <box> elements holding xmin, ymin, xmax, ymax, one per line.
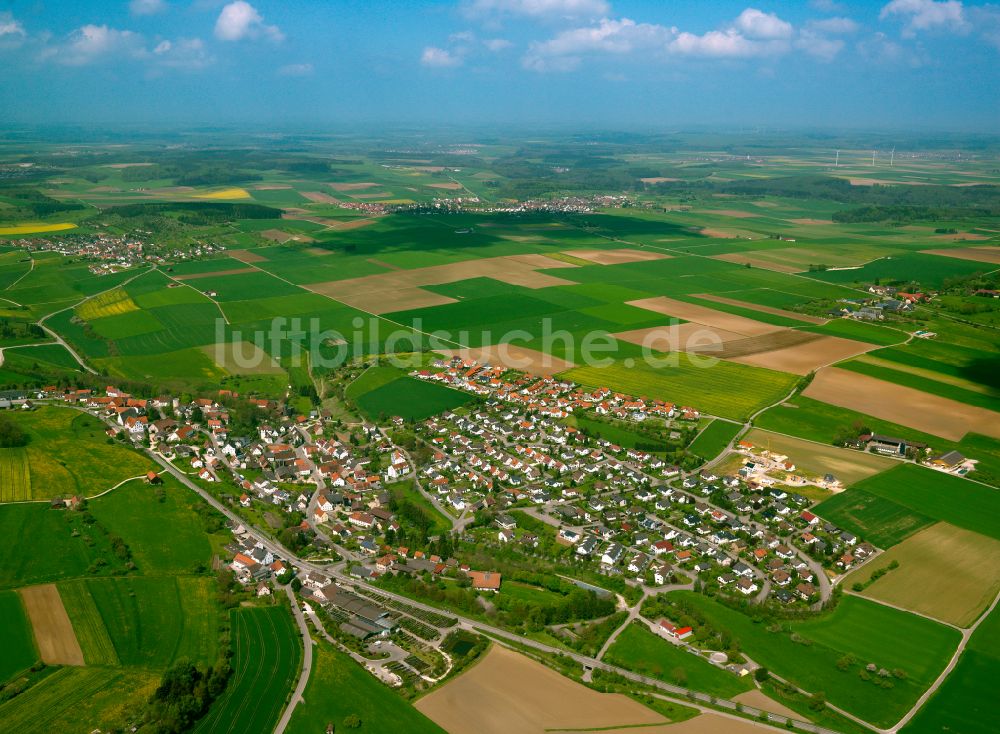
<box><xmin>0</xmin><ymin>590</ymin><xmax>38</xmax><ymax>682</ymax></box>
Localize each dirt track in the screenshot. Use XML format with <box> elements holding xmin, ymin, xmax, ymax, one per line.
<box><xmin>20</xmin><ymin>584</ymin><xmax>84</xmax><ymax>666</ymax></box>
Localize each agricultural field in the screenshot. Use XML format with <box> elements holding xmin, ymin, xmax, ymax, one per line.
<box><xmin>562</xmin><ymin>355</ymin><xmax>799</xmax><ymax>421</ymax></box>
<box><xmin>195</xmin><ymin>605</ymin><xmax>301</xmax><ymax>734</ymax></box>
<box><xmin>813</xmin><ymin>488</ymin><xmax>934</xmax><ymax>548</ymax></box>
<box><xmin>829</xmin><ymin>464</ymin><xmax>1000</xmax><ymax>542</ymax></box>
<box><xmin>0</xmin><ymin>590</ymin><xmax>37</xmax><ymax>682</ymax></box>
<box><xmin>348</xmin><ymin>364</ymin><xmax>475</xmax><ymax>421</ymax></box>
<box><xmin>0</xmin><ymin>666</ymin><xmax>159</xmax><ymax>734</ymax></box>
<box><xmin>687</xmin><ymin>419</ymin><xmax>743</xmax><ymax>462</ymax></box>
<box><xmin>901</xmin><ymin>603</ymin><xmax>1000</xmax><ymax>734</ymax></box>
<box><xmin>416</xmin><ymin>645</ymin><xmax>679</xmax><ymax>734</ymax></box>
<box><xmin>287</xmin><ymin>639</ymin><xmax>446</xmax><ymax>734</ymax></box>
<box><xmin>0</xmin><ymin>406</ymin><xmax>153</xmax><ymax>502</ymax></box>
<box><xmin>604</xmin><ymin>623</ymin><xmax>753</xmax><ymax>698</ymax></box>
<box><xmin>743</xmin><ymin>428</ymin><xmax>896</xmax><ymax>486</ymax></box>
<box><xmin>668</xmin><ymin>591</ymin><xmax>960</xmax><ymax>728</ymax></box>
<box><xmin>843</xmin><ymin>522</ymin><xmax>1000</xmax><ymax>627</ymax></box>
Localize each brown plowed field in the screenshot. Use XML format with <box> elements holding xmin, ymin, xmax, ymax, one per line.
<box><xmin>20</xmin><ymin>584</ymin><xmax>84</xmax><ymax>666</ymax></box>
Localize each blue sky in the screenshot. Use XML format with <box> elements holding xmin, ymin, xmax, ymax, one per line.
<box><xmin>1</xmin><ymin>0</ymin><xmax>998</xmax><ymax>130</ymax></box>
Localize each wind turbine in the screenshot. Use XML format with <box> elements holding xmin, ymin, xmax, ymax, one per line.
<box><xmin>835</xmin><ymin>150</ymin><xmax>840</xmax><ymax>167</ymax></box>
<box><xmin>871</xmin><ymin>149</ymin><xmax>877</xmax><ymax>166</ymax></box>
<box><xmin>890</xmin><ymin>147</ymin><xmax>896</xmax><ymax>167</ymax></box>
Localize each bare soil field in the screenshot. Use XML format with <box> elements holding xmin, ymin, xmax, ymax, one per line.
<box><xmin>744</xmin><ymin>428</ymin><xmax>895</xmax><ymax>485</ymax></box>
<box><xmin>172</xmin><ymin>268</ymin><xmax>257</xmax><ymax>280</ymax></box>
<box><xmin>438</xmin><ymin>344</ymin><xmax>575</xmax><ymax>376</ymax></box>
<box><xmin>729</xmin><ymin>335</ymin><xmax>876</xmax><ymax>375</ymax></box>
<box><xmin>640</xmin><ymin>177</ymin><xmax>680</xmax><ymax>183</ymax></box>
<box><xmin>787</xmin><ymin>218</ymin><xmax>834</xmax><ymax>225</ymax></box>
<box><xmin>697</xmin><ymin>228</ymin><xmax>746</xmax><ymax>239</ymax></box>
<box><xmin>614</xmin><ymin>323</ymin><xmax>745</xmax><ymax>353</ymax></box>
<box><xmin>711</xmin><ymin>252</ymin><xmax>803</xmax><ymax>273</ymax></box>
<box><xmin>922</xmin><ymin>246</ymin><xmax>1000</xmax><ymax>264</ymax></box>
<box><xmin>732</xmin><ymin>690</ymin><xmax>799</xmax><ymax>719</ymax></box>
<box><xmin>250</xmin><ymin>184</ymin><xmax>293</xmax><ymax>190</ymax></box>
<box><xmin>562</xmin><ymin>248</ymin><xmax>671</xmax><ymax>265</ymax></box>
<box><xmin>628</xmin><ymin>297</ymin><xmax>783</xmax><ymax>337</ymax></box>
<box><xmin>803</xmin><ymin>367</ymin><xmax>1000</xmax><ymax>440</ymax></box>
<box><xmin>427</xmin><ymin>182</ymin><xmax>463</xmax><ymax>190</ymax></box>
<box><xmin>227</xmin><ymin>249</ymin><xmax>269</xmax><ymax>263</ymax></box>
<box><xmin>307</xmin><ymin>254</ymin><xmax>578</xmax><ymax>313</ymax></box>
<box><xmin>929</xmin><ymin>233</ymin><xmax>991</xmax><ymax>241</ymax></box>
<box><xmin>19</xmin><ymin>584</ymin><xmax>84</xmax><ymax>666</ymax></box>
<box><xmin>415</xmin><ymin>645</ymin><xmax>667</xmax><ymax>734</ymax></box>
<box><xmin>656</xmin><ymin>713</ymin><xmax>782</xmax><ymax>734</ymax></box>
<box><xmin>845</xmin><ymin>522</ymin><xmax>1000</xmax><ymax>628</ymax></box>
<box><xmin>300</xmin><ymin>191</ymin><xmax>341</xmax><ymax>204</ymax></box>
<box><xmin>698</xmin><ymin>330</ymin><xmax>821</xmax><ymax>357</ymax></box>
<box><xmin>693</xmin><ymin>294</ymin><xmax>826</xmax><ymax>324</ymax></box>
<box><xmin>329</xmin><ymin>182</ymin><xmax>379</xmax><ymax>191</ymax></box>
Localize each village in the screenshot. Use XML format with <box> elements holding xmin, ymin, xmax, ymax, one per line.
<box><xmin>4</xmin><ymin>348</ymin><xmax>973</xmax><ymax>692</ymax></box>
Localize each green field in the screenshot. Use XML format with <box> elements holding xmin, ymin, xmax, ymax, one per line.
<box><xmin>820</xmin><ymin>464</ymin><xmax>1000</xmax><ymax>542</ymax></box>
<box><xmin>57</xmin><ymin>580</ymin><xmax>120</xmax><ymax>666</ymax></box>
<box><xmin>0</xmin><ymin>590</ymin><xmax>37</xmax><ymax>682</ymax></box>
<box><xmin>902</xmin><ymin>603</ymin><xmax>1000</xmax><ymax>734</ymax></box>
<box><xmin>0</xmin><ymin>666</ymin><xmax>159</xmax><ymax>734</ymax></box>
<box><xmin>562</xmin><ymin>355</ymin><xmax>799</xmax><ymax>421</ymax></box>
<box><xmin>196</xmin><ymin>605</ymin><xmax>302</xmax><ymax>734</ymax></box>
<box><xmin>0</xmin><ymin>407</ymin><xmax>153</xmax><ymax>502</ymax></box>
<box><xmin>287</xmin><ymin>638</ymin><xmax>445</xmax><ymax>734</ymax></box>
<box><xmin>75</xmin><ymin>575</ymin><xmax>220</xmax><ymax>669</ymax></box>
<box><xmin>348</xmin><ymin>366</ymin><xmax>475</xmax><ymax>421</ymax></box>
<box><xmin>813</xmin><ymin>488</ymin><xmax>934</xmax><ymax>547</ymax></box>
<box><xmin>668</xmin><ymin>592</ymin><xmax>961</xmax><ymax>727</ymax></box>
<box><xmin>688</xmin><ymin>419</ymin><xmax>743</xmax><ymax>462</ymax></box>
<box><xmin>604</xmin><ymin>622</ymin><xmax>752</xmax><ymax>698</ymax></box>
<box><xmin>87</xmin><ymin>476</ymin><xmax>214</xmax><ymax>574</ymax></box>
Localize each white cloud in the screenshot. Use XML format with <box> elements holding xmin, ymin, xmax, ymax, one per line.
<box><xmin>152</xmin><ymin>37</ymin><xmax>212</xmax><ymax>69</ymax></box>
<box><xmin>484</xmin><ymin>38</ymin><xmax>512</xmax><ymax>51</ymax></box>
<box><xmin>734</xmin><ymin>8</ymin><xmax>793</xmax><ymax>40</ymax></box>
<box><xmin>277</xmin><ymin>62</ymin><xmax>314</xmax><ymax>76</ymax></box>
<box><xmin>810</xmin><ymin>0</ymin><xmax>847</xmax><ymax>12</ymax></box>
<box><xmin>215</xmin><ymin>1</ymin><xmax>283</xmax><ymax>42</ymax></box>
<box><xmin>465</xmin><ymin>0</ymin><xmax>610</xmax><ymax>20</ymax></box>
<box><xmin>795</xmin><ymin>29</ymin><xmax>845</xmax><ymax>60</ymax></box>
<box><xmin>0</xmin><ymin>12</ymin><xmax>26</xmax><ymax>38</ymax></box>
<box><xmin>130</xmin><ymin>0</ymin><xmax>168</xmax><ymax>16</ymax></box>
<box><xmin>969</xmin><ymin>5</ymin><xmax>1000</xmax><ymax>49</ymax></box>
<box><xmin>47</xmin><ymin>24</ymin><xmax>147</xmax><ymax>66</ymax></box>
<box><xmin>856</xmin><ymin>30</ymin><xmax>924</xmax><ymax>64</ymax></box>
<box><xmin>523</xmin><ymin>17</ymin><xmax>672</xmax><ymax>71</ymax></box>
<box><xmin>880</xmin><ymin>0</ymin><xmax>970</xmax><ymax>36</ymax></box>
<box><xmin>670</xmin><ymin>28</ymin><xmax>788</xmax><ymax>58</ymax></box>
<box><xmin>421</xmin><ymin>46</ymin><xmax>463</xmax><ymax>67</ymax></box>
<box><xmin>807</xmin><ymin>16</ymin><xmax>859</xmax><ymax>34</ymax></box>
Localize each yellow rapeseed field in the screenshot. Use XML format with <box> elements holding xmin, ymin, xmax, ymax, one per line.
<box><xmin>193</xmin><ymin>187</ymin><xmax>251</xmax><ymax>200</ymax></box>
<box><xmin>0</xmin><ymin>223</ymin><xmax>77</xmax><ymax>235</ymax></box>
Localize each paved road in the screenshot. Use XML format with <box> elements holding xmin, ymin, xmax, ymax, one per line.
<box><xmin>274</xmin><ymin>585</ymin><xmax>314</xmax><ymax>734</ymax></box>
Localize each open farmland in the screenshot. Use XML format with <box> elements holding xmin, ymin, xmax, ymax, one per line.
<box><xmin>744</xmin><ymin>428</ymin><xmax>896</xmax><ymax>485</ymax></box>
<box><xmin>921</xmin><ymin>245</ymin><xmax>1000</xmax><ymax>264</ymax></box>
<box><xmin>804</xmin><ymin>367</ymin><xmax>1000</xmax><ymax>440</ymax></box>
<box><xmin>195</xmin><ymin>606</ymin><xmax>301</xmax><ymax>734</ymax></box>
<box><xmin>562</xmin><ymin>355</ymin><xmax>799</xmax><ymax>421</ymax></box>
<box><xmin>287</xmin><ymin>639</ymin><xmax>445</xmax><ymax>734</ymax></box>
<box><xmin>76</xmin><ymin>287</ymin><xmax>139</xmax><ymax>321</ymax></box>
<box><xmin>18</xmin><ymin>583</ymin><xmax>84</xmax><ymax>666</ymax></box>
<box><xmin>902</xmin><ymin>603</ymin><xmax>1000</xmax><ymax>734</ymax></box>
<box><xmin>416</xmin><ymin>645</ymin><xmax>677</xmax><ymax>734</ymax></box>
<box><xmin>814</xmin><ymin>488</ymin><xmax>935</xmax><ymax>548</ymax></box>
<box><xmin>0</xmin><ymin>406</ymin><xmax>153</xmax><ymax>502</ymax></box>
<box><xmin>604</xmin><ymin>622</ymin><xmax>752</xmax><ymax>698</ymax></box>
<box><xmin>833</xmin><ymin>464</ymin><xmax>1000</xmax><ymax>541</ymax></box>
<box><xmin>0</xmin><ymin>590</ymin><xmax>38</xmax><ymax>682</ymax></box>
<box><xmin>688</xmin><ymin>419</ymin><xmax>743</xmax><ymax>461</ymax></box>
<box><xmin>668</xmin><ymin>591</ymin><xmax>960</xmax><ymax>728</ymax></box>
<box><xmin>844</xmin><ymin>522</ymin><xmax>1000</xmax><ymax>627</ymax></box>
